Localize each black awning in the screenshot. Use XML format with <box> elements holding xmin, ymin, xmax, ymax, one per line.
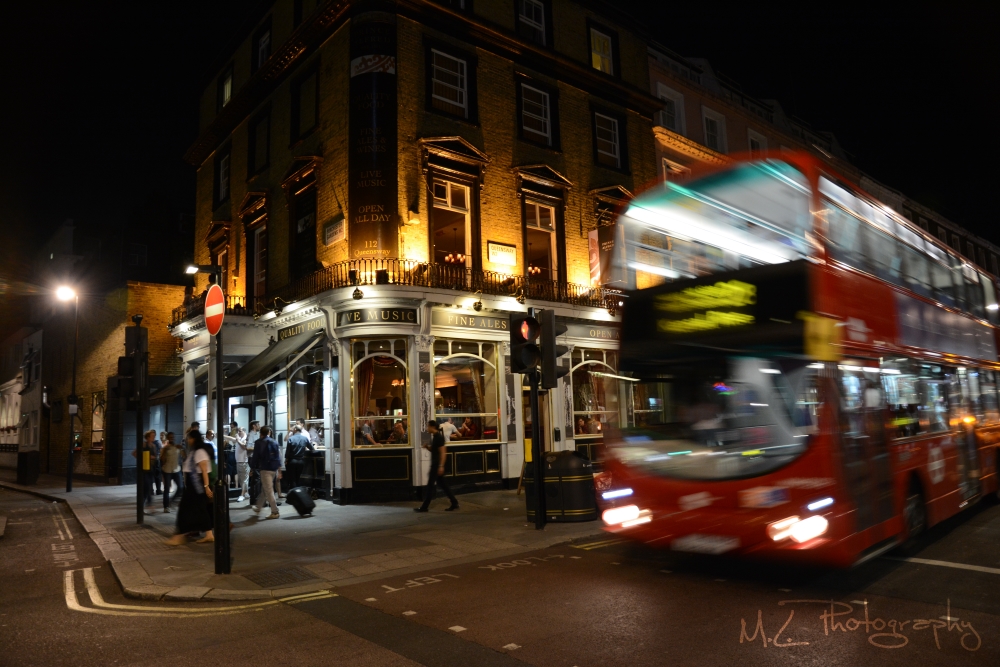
<box><xmin>223</xmin><ymin>330</ymin><xmax>325</xmax><ymax>398</ymax></box>
<box><xmin>148</xmin><ymin>365</ymin><xmax>208</xmax><ymax>405</ymax></box>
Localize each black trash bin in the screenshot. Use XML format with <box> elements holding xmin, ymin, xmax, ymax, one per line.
<box><xmin>16</xmin><ymin>451</ymin><xmax>40</xmax><ymax>485</ymax></box>
<box><xmin>524</xmin><ymin>450</ymin><xmax>598</xmax><ymax>522</ymax></box>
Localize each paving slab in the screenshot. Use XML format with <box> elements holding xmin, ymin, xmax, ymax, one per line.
<box><xmin>163</xmin><ymin>585</ymin><xmax>211</xmax><ymax>601</ymax></box>
<box><xmin>125</xmin><ymin>584</ymin><xmax>174</xmax><ymax>600</ymax></box>
<box><xmin>203</xmin><ymin>588</ymin><xmax>273</xmax><ymax>601</ymax></box>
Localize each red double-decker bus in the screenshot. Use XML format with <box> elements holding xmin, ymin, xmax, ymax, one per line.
<box><xmin>600</xmin><ymin>154</ymin><xmax>1000</xmax><ymax>567</ymax></box>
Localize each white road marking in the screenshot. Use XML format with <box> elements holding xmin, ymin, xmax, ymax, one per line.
<box><xmin>569</xmin><ymin>556</ymin><xmax>582</xmax><ymax>560</ymax></box>
<box><xmin>889</xmin><ymin>556</ymin><xmax>1000</xmax><ymax>576</ymax></box>
<box><xmin>449</xmin><ymin>626</ymin><xmax>466</xmax><ymax>632</ymax></box>
<box><xmin>365</xmin><ymin>597</ymin><xmax>377</xmax><ymax>602</ymax></box>
<box><xmin>64</xmin><ymin>568</ymin><xmax>335</xmax><ymax>617</ymax></box>
<box><xmin>502</xmin><ymin>644</ymin><xmax>521</xmax><ymax>651</ymax></box>
<box><xmin>402</xmin><ymin>611</ymin><xmax>416</xmax><ymax>616</ymax></box>
<box><xmin>572</xmin><ymin>538</ymin><xmax>623</xmax><ymax>551</ymax></box>
<box><xmin>850</xmin><ymin>600</ymin><xmax>867</xmax><ymax>605</ymax></box>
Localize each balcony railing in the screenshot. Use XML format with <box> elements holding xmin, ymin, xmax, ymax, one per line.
<box><xmin>171</xmin><ymin>259</ymin><xmax>623</xmax><ymax>327</ymax></box>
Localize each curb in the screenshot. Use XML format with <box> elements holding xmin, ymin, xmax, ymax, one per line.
<box><xmin>0</xmin><ymin>481</ymin><xmax>68</xmax><ymax>504</ymax></box>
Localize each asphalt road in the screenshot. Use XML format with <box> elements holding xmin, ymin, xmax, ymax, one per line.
<box><xmin>2</xmin><ymin>486</ymin><xmax>998</xmax><ymax>666</ymax></box>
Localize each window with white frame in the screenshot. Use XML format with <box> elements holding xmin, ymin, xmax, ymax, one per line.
<box><xmin>524</xmin><ymin>201</ymin><xmax>557</xmax><ymax>282</ymax></box>
<box><xmin>432</xmin><ymin>179</ymin><xmax>471</xmax><ymax>267</ymax></box>
<box><xmin>571</xmin><ymin>348</ymin><xmax>620</xmax><ymax>444</ymax></box>
<box><xmin>590</xmin><ymin>28</ymin><xmax>613</xmax><ymax>74</ymax></box>
<box><xmin>747</xmin><ymin>128</ymin><xmax>767</xmax><ymax>157</ymax></box>
<box><xmin>431</xmin><ymin>49</ymin><xmax>467</xmax><ymax>118</ymax></box>
<box><xmin>702</xmin><ymin>107</ymin><xmax>727</xmax><ymax>152</ymax></box>
<box><xmin>218</xmin><ymin>66</ymin><xmax>233</xmax><ymax>110</ymax></box>
<box><xmin>352</xmin><ymin>339</ymin><xmax>407</xmax><ymax>448</ymax></box>
<box><xmin>521</xmin><ymin>84</ymin><xmax>550</xmax><ymax>144</ymax></box>
<box><xmin>256</xmin><ymin>28</ymin><xmax>271</xmax><ymax>70</ymax></box>
<box><xmin>517</xmin><ymin>0</ymin><xmax>546</xmax><ymax>45</ymax></box>
<box><xmin>594</xmin><ymin>113</ymin><xmax>620</xmax><ymax>168</ymax></box>
<box><xmin>656</xmin><ymin>83</ymin><xmax>684</xmax><ymax>135</ymax></box>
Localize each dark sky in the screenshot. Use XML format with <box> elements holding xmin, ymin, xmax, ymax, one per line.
<box><xmin>1</xmin><ymin>0</ymin><xmax>996</xmax><ymax>271</ymax></box>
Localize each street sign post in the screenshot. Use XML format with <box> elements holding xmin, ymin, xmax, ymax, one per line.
<box><xmin>205</xmin><ymin>282</ymin><xmax>230</xmax><ymax>574</ymax></box>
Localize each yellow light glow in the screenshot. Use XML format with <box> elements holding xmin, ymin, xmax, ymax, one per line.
<box><xmin>658</xmin><ymin>310</ymin><xmax>754</xmax><ymax>333</ymax></box>
<box><xmin>55</xmin><ymin>286</ymin><xmax>76</xmax><ymax>301</ymax></box>
<box><xmin>656</xmin><ymin>280</ymin><xmax>756</xmax><ymax>313</ymax></box>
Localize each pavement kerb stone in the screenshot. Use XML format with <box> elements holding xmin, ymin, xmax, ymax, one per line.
<box><xmin>164</xmin><ymin>585</ymin><xmax>212</xmax><ymax>601</ymax></box>
<box><xmin>203</xmin><ymin>588</ymin><xmax>273</xmax><ymax>601</ymax></box>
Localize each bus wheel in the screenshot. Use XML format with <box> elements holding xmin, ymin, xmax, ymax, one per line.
<box><xmin>901</xmin><ymin>486</ymin><xmax>926</xmax><ymax>554</ymax></box>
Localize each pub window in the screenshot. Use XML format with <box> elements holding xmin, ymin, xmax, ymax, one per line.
<box><xmin>352</xmin><ymin>339</ymin><xmax>408</xmax><ymax>448</ymax></box>
<box><xmin>290</xmin><ymin>186</ymin><xmax>317</xmax><ymax>280</ymax></box>
<box><xmin>430</xmin><ymin>49</ymin><xmax>467</xmax><ymax>118</ymax></box>
<box><xmin>214</xmin><ymin>147</ymin><xmax>231</xmax><ymax>207</ymax></box>
<box><xmin>589</xmin><ymin>28</ymin><xmax>613</xmax><ymax>74</ymax></box>
<box><xmin>519</xmin><ymin>83</ymin><xmax>552</xmax><ymax>146</ymax></box>
<box><xmin>252</xmin><ymin>18</ymin><xmax>271</xmax><ymax>73</ymax></box>
<box><xmin>248</xmin><ymin>111</ymin><xmax>270</xmax><ymax>175</ymax></box>
<box><xmin>593</xmin><ymin>112</ymin><xmax>621</xmax><ymax>169</ymax></box>
<box><xmin>656</xmin><ymin>83</ymin><xmax>685</xmax><ymax>135</ymax></box>
<box><xmin>432</xmin><ymin>179</ymin><xmax>471</xmax><ymax>269</ymax></box>
<box><xmin>289</xmin><ymin>347</ymin><xmax>326</xmax><ymax>445</ymax></box>
<box><xmin>517</xmin><ymin>0</ymin><xmax>547</xmax><ymax>45</ymax></box>
<box><xmin>702</xmin><ymin>107</ymin><xmax>727</xmax><ymax>152</ymax></box>
<box><xmin>433</xmin><ymin>340</ymin><xmax>500</xmax><ymax>443</ymax></box>
<box><xmin>211</xmin><ymin>246</ymin><xmax>230</xmax><ymax>294</ymax></box>
<box><xmin>571</xmin><ymin>348</ymin><xmax>620</xmax><ymax>443</ymax></box>
<box><xmin>91</xmin><ymin>391</ymin><xmax>105</xmax><ymax>450</ymax></box>
<box><xmin>217</xmin><ymin>64</ymin><xmax>233</xmax><ymax>111</ymax></box>
<box><xmin>291</xmin><ymin>69</ymin><xmax>319</xmax><ymax>141</ymax></box>
<box><xmin>524</xmin><ymin>201</ymin><xmax>557</xmax><ymax>282</ymax></box>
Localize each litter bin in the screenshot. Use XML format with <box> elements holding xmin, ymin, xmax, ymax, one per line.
<box><xmin>524</xmin><ymin>450</ymin><xmax>598</xmax><ymax>522</ymax></box>
<box><xmin>16</xmin><ymin>451</ymin><xmax>40</xmax><ymax>485</ymax></box>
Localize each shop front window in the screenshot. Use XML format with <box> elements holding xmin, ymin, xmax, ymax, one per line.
<box><xmin>433</xmin><ymin>339</ymin><xmax>500</xmax><ymax>442</ymax></box>
<box><xmin>289</xmin><ymin>348</ymin><xmax>326</xmax><ymax>445</ymax></box>
<box><xmin>353</xmin><ymin>339</ymin><xmax>408</xmax><ymax>447</ymax></box>
<box><xmin>571</xmin><ymin>348</ymin><xmax>620</xmax><ymax>440</ymax></box>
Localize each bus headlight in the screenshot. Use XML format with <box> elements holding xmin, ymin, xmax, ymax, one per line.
<box><xmin>603</xmin><ymin>505</ymin><xmax>640</xmax><ymax>525</ymax></box>
<box><xmin>767</xmin><ymin>515</ymin><xmax>829</xmax><ymax>543</ymax></box>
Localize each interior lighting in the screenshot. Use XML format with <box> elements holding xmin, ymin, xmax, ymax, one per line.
<box><xmin>601</xmin><ymin>488</ymin><xmax>633</xmax><ymax>500</ymax></box>
<box><xmin>55</xmin><ymin>286</ymin><xmax>77</xmax><ymax>301</ymax></box>
<box><xmin>806</xmin><ymin>497</ymin><xmax>834</xmax><ymax>511</ymax></box>
<box><xmin>353</xmin><ymin>288</ymin><xmax>364</xmax><ymax>300</ymax></box>
<box><xmin>185</xmin><ymin>265</ymin><xmax>199</xmax><ymax>274</ymax></box>
<box><xmin>295</xmin><ymin>380</ymin><xmax>307</xmax><ymax>385</ymax></box>
<box><xmin>807</xmin><ymin>363</ymin><xmax>824</xmax><ymax>369</ymax></box>
<box><xmin>987</xmin><ymin>304</ymin><xmax>999</xmax><ymax>311</ymax></box>
<box><xmin>602</xmin><ymin>505</ymin><xmax>640</xmax><ymax>526</ymax></box>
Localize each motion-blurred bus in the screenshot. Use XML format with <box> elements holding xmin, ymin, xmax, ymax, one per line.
<box><xmin>599</xmin><ymin>153</ymin><xmax>1000</xmax><ymax>567</ymax></box>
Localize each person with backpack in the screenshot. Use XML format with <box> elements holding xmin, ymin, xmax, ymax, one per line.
<box><xmin>251</xmin><ymin>426</ymin><xmax>281</xmax><ymax>519</ymax></box>
<box><xmin>166</xmin><ymin>431</ymin><xmax>215</xmax><ymax>545</ymax></box>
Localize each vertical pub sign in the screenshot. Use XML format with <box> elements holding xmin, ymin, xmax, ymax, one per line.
<box><xmin>348</xmin><ymin>0</ymin><xmax>399</xmax><ymax>259</ymax></box>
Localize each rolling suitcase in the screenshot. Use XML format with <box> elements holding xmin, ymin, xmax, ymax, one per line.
<box><xmin>287</xmin><ymin>486</ymin><xmax>316</xmax><ymax>517</ymax></box>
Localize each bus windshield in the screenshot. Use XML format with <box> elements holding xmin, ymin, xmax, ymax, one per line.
<box><xmin>615</xmin><ymin>160</ymin><xmax>812</xmax><ymax>290</ymax></box>
<box><xmin>616</xmin><ymin>356</ymin><xmax>818</xmax><ymax>481</ymax></box>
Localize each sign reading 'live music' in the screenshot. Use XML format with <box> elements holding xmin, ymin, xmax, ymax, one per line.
<box><xmin>338</xmin><ymin>308</ymin><xmax>418</xmax><ymax>327</ymax></box>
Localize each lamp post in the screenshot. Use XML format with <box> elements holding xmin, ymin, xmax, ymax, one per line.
<box><xmin>56</xmin><ymin>286</ymin><xmax>79</xmax><ymax>493</ymax></box>
<box><xmin>186</xmin><ymin>264</ymin><xmax>230</xmax><ymax>574</ymax></box>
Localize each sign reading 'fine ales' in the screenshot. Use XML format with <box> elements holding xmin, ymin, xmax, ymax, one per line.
<box><xmin>348</xmin><ymin>4</ymin><xmax>398</xmax><ymax>260</ymax></box>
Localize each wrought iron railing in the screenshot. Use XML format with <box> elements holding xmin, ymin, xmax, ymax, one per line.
<box><xmin>171</xmin><ymin>259</ymin><xmax>623</xmax><ymax>327</ymax></box>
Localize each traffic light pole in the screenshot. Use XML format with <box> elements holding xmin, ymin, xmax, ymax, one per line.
<box><xmin>133</xmin><ymin>315</ymin><xmax>146</xmax><ymax>525</ymax></box>
<box><xmin>528</xmin><ymin>370</ymin><xmax>546</xmax><ymax>530</ymax></box>
<box><xmin>214</xmin><ymin>303</ymin><xmax>231</xmax><ymax>574</ymax></box>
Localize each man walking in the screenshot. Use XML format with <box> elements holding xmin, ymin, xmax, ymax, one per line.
<box><xmin>414</xmin><ymin>420</ymin><xmax>458</xmax><ymax>513</ymax></box>
<box><xmin>284</xmin><ymin>425</ymin><xmax>315</xmax><ymax>489</ymax></box>
<box><xmin>251</xmin><ymin>426</ymin><xmax>281</xmax><ymax>519</ymax></box>
<box><xmin>226</xmin><ymin>424</ymin><xmax>249</xmax><ymax>502</ymax></box>
<box><xmin>159</xmin><ymin>432</ymin><xmax>182</xmax><ymax>513</ymax></box>
<box><xmin>132</xmin><ymin>430</ymin><xmax>161</xmax><ymax>515</ymax></box>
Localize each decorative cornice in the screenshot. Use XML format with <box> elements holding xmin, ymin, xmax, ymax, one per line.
<box><xmin>205</xmin><ymin>221</ymin><xmax>232</xmax><ymax>245</ymax></box>
<box><xmin>589</xmin><ymin>184</ymin><xmax>633</xmax><ymax>202</ymax></box>
<box><xmin>281</xmin><ymin>156</ymin><xmax>323</xmax><ymax>192</ymax></box>
<box><xmin>513</xmin><ymin>164</ymin><xmax>573</xmax><ymax>189</ymax></box>
<box><xmin>238</xmin><ymin>191</ymin><xmax>268</xmax><ymax>218</ymax></box>
<box><xmin>653</xmin><ymin>126</ymin><xmax>732</xmax><ymax>166</ymax></box>
<box><xmin>184</xmin><ymin>0</ymin><xmax>351</xmax><ymax>166</ymax></box>
<box><xmin>418</xmin><ymin>136</ymin><xmax>491</xmax><ymax>165</ymax></box>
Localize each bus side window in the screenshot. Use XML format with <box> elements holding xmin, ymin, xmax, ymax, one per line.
<box><xmin>918</xmin><ymin>363</ymin><xmax>949</xmax><ymax>433</ymax></box>
<box><xmin>964</xmin><ymin>270</ymin><xmax>985</xmax><ymax>319</ymax></box>
<box><xmin>984</xmin><ymin>278</ymin><xmax>999</xmax><ymax>325</ymax></box>
<box><xmin>881</xmin><ymin>358</ymin><xmax>920</xmax><ymax>438</ymax></box>
<box><xmin>949</xmin><ymin>255</ymin><xmax>968</xmax><ymax>311</ymax></box>
<box><xmin>980</xmin><ymin>369</ymin><xmax>999</xmax><ymax>422</ymax></box>
<box><xmin>901</xmin><ymin>245</ymin><xmax>932</xmax><ymax>300</ymax></box>
<box><xmin>929</xmin><ymin>259</ymin><xmax>956</xmax><ymax>308</ymax></box>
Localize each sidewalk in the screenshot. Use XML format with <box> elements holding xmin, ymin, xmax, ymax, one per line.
<box><xmin>0</xmin><ymin>471</ymin><xmax>604</xmax><ymax>600</ymax></box>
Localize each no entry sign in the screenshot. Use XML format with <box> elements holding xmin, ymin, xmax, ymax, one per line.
<box><xmin>204</xmin><ymin>284</ymin><xmax>225</xmax><ymax>336</ymax></box>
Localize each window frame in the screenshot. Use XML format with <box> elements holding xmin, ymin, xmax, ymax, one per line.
<box><xmin>214</xmin><ymin>145</ymin><xmax>232</xmax><ymax>208</ymax></box>
<box><xmin>217</xmin><ymin>64</ymin><xmax>234</xmax><ymax>112</ymax></box>
<box><xmin>522</xmin><ymin>199</ymin><xmax>560</xmax><ymax>283</ymax></box>
<box><xmin>747</xmin><ymin>128</ymin><xmax>768</xmax><ymax>157</ymax></box>
<box><xmin>424</xmin><ymin>40</ymin><xmax>478</xmax><ymax>124</ymax></box>
<box><xmin>701</xmin><ymin>106</ymin><xmax>728</xmax><ymax>153</ymax></box>
<box><xmin>251</xmin><ymin>17</ymin><xmax>272</xmax><ymax>74</ymax></box>
<box><xmin>586</xmin><ymin>19</ymin><xmax>620</xmax><ymax>78</ymax></box>
<box><xmin>291</xmin><ymin>64</ymin><xmax>320</xmax><ymax>143</ymax></box>
<box><xmin>351</xmin><ymin>339</ymin><xmax>409</xmax><ymax>449</ymax></box>
<box><xmin>248</xmin><ymin>108</ymin><xmax>271</xmax><ymax>176</ymax></box>
<box><xmin>655</xmin><ymin>82</ymin><xmax>685</xmax><ymax>135</ymax></box>
<box><xmin>515</xmin><ymin>75</ymin><xmax>560</xmax><ymax>149</ymax></box>
<box><xmin>591</xmin><ymin>107</ymin><xmax>628</xmax><ymax>173</ymax></box>
<box><xmin>432</xmin><ymin>339</ymin><xmax>502</xmax><ymax>444</ymax></box>
<box><xmin>431</xmin><ymin>178</ymin><xmax>473</xmax><ymax>270</ymax></box>
<box><xmin>515</xmin><ymin>0</ymin><xmax>551</xmax><ymax>47</ymax></box>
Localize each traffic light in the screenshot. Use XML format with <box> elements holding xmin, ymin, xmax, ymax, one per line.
<box><xmin>509</xmin><ymin>310</ymin><xmax>541</xmax><ymax>373</ymax></box>
<box><xmin>540</xmin><ymin>309</ymin><xmax>569</xmax><ymax>389</ymax></box>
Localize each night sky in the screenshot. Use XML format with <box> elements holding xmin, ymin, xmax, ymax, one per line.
<box><xmin>1</xmin><ymin>1</ymin><xmax>996</xmax><ymax>285</ymax></box>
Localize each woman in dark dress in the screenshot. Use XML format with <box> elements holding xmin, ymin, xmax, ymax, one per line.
<box><xmin>166</xmin><ymin>432</ymin><xmax>214</xmax><ymax>545</ymax></box>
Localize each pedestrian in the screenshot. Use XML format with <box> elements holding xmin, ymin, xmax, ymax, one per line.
<box><xmin>223</xmin><ymin>421</ymin><xmax>239</xmax><ymax>491</ymax></box>
<box><xmin>226</xmin><ymin>425</ymin><xmax>249</xmax><ymax>502</ymax></box>
<box><xmin>251</xmin><ymin>426</ymin><xmax>281</xmax><ymax>519</ymax></box>
<box><xmin>159</xmin><ymin>432</ymin><xmax>183</xmax><ymax>513</ymax></box>
<box><xmin>132</xmin><ymin>430</ymin><xmax>160</xmax><ymax>515</ymax></box>
<box><xmin>188</xmin><ymin>421</ymin><xmax>200</xmax><ymax>435</ymax></box>
<box><xmin>284</xmin><ymin>425</ymin><xmax>315</xmax><ymax>489</ymax></box>
<box><xmin>414</xmin><ymin>420</ymin><xmax>458</xmax><ymax>513</ymax></box>
<box><xmin>166</xmin><ymin>431</ymin><xmax>215</xmax><ymax>545</ymax></box>
<box><xmin>440</xmin><ymin>417</ymin><xmax>460</xmax><ymax>442</ymax></box>
<box><xmin>247</xmin><ymin>420</ymin><xmax>261</xmax><ymax>506</ymax></box>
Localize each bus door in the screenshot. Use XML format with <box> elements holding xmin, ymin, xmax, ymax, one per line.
<box><xmin>954</xmin><ymin>369</ymin><xmax>982</xmax><ymax>500</ymax></box>
<box><xmin>838</xmin><ymin>366</ymin><xmax>895</xmax><ymax>533</ymax></box>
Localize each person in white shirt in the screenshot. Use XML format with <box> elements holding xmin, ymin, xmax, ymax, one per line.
<box><xmin>439</xmin><ymin>418</ymin><xmax>460</xmax><ymax>443</ymax></box>
<box><xmin>225</xmin><ymin>426</ymin><xmax>249</xmax><ymax>502</ymax></box>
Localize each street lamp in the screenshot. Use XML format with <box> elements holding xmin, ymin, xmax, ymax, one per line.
<box><xmin>186</xmin><ymin>264</ymin><xmax>230</xmax><ymax>574</ymax></box>
<box><xmin>56</xmin><ymin>286</ymin><xmax>79</xmax><ymax>493</ymax></box>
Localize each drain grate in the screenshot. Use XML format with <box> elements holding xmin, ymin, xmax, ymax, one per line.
<box><xmin>244</xmin><ymin>566</ymin><xmax>318</xmax><ymax>588</ymax></box>
<box><xmin>110</xmin><ymin>525</ymin><xmax>177</xmax><ymax>557</ymax></box>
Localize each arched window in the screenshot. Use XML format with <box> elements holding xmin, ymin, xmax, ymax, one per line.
<box><xmin>352</xmin><ymin>339</ymin><xmax>408</xmax><ymax>447</ymax></box>
<box><xmin>571</xmin><ymin>348</ymin><xmax>620</xmax><ymax>443</ymax></box>
<box><xmin>433</xmin><ymin>339</ymin><xmax>499</xmax><ymax>442</ymax></box>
